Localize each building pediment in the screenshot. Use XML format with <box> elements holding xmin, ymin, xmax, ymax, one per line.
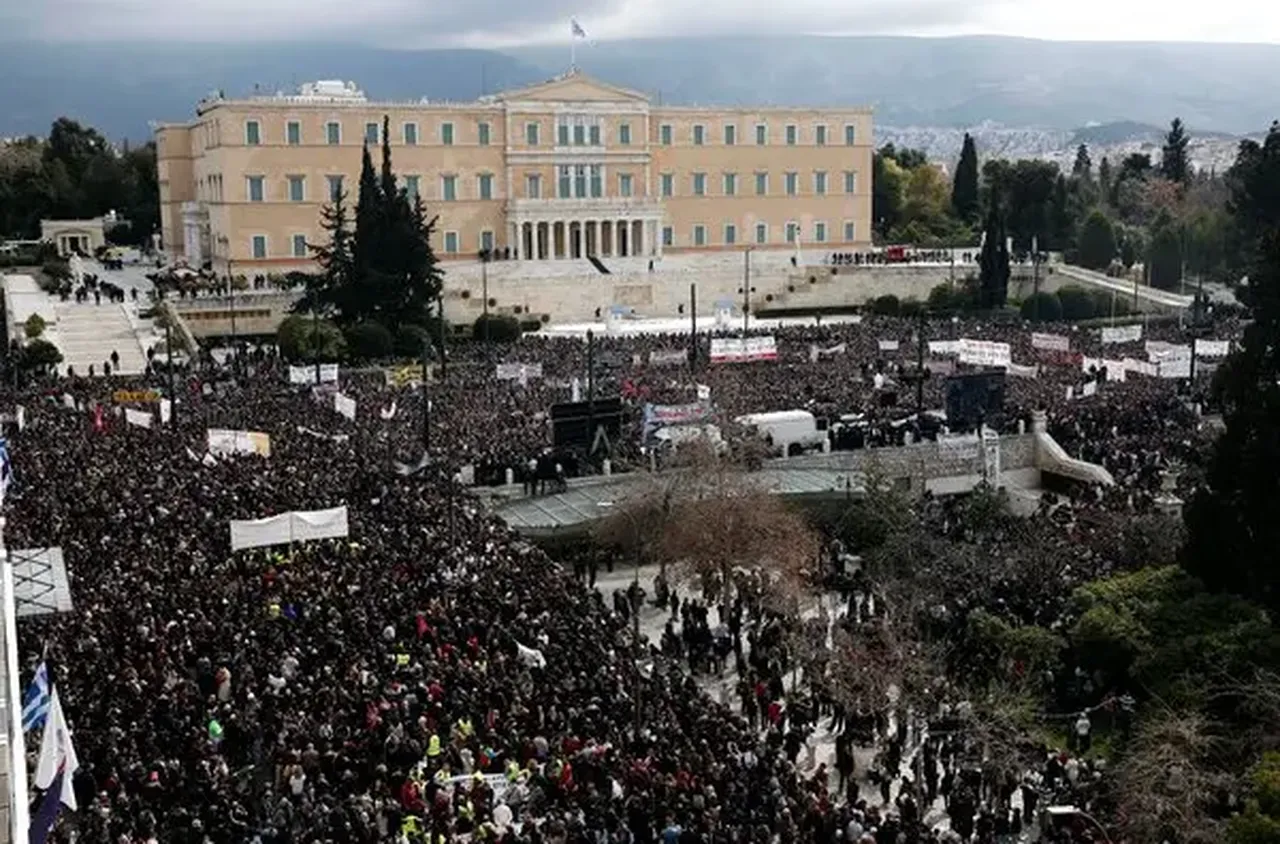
<box><xmin>497</xmin><ymin>71</ymin><xmax>648</xmax><ymax>105</ymax></box>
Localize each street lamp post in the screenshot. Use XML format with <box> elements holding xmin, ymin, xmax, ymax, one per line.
<box><xmin>216</xmin><ymin>235</ymin><xmax>237</xmax><ymax>368</ymax></box>
<box><xmin>598</xmin><ymin>500</ymin><xmax>643</xmax><ymax>739</ymax></box>
<box><xmin>741</xmin><ymin>247</ymin><xmax>753</xmax><ymax>337</ymax></box>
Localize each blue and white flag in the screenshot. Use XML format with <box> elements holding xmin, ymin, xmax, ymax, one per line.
<box><xmin>571</xmin><ymin>17</ymin><xmax>587</xmax><ymax>38</ymax></box>
<box><xmin>21</xmin><ymin>661</ymin><xmax>50</xmax><ymax>733</ymax></box>
<box><xmin>30</xmin><ymin>686</ymin><xmax>79</xmax><ymax>844</ymax></box>
<box><xmin>0</xmin><ymin>436</ymin><xmax>12</xmax><ymax>501</ymax></box>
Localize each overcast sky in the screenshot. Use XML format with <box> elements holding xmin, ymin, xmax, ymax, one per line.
<box><xmin>1</xmin><ymin>0</ymin><xmax>1275</xmax><ymax>45</ymax></box>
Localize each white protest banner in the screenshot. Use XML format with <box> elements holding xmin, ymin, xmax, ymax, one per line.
<box><xmin>1006</xmin><ymin>363</ymin><xmax>1039</xmax><ymax>378</ymax></box>
<box><xmin>710</xmin><ymin>338</ymin><xmax>745</xmax><ymax>363</ymax></box>
<box><xmin>957</xmin><ymin>339</ymin><xmax>1012</xmax><ymax>368</ymax></box>
<box><xmin>1031</xmin><ymin>332</ymin><xmax>1071</xmax><ymax>353</ymax></box>
<box><xmin>1123</xmin><ymin>358</ymin><xmax>1159</xmax><ymax>377</ymax></box>
<box><xmin>296</xmin><ymin>426</ymin><xmax>350</xmax><ymax>443</ymax></box>
<box><xmin>877</xmin><ymin>339</ymin><xmax>900</xmax><ymax>352</ymax></box>
<box><xmin>1160</xmin><ymin>357</ymin><xmax>1192</xmax><ymax>379</ymax></box>
<box><xmin>289</xmin><ymin>363</ymin><xmax>340</xmax><ymax>385</ymax></box>
<box><xmin>744</xmin><ymin>336</ymin><xmax>778</xmax><ymax>361</ymax></box>
<box><xmin>333</xmin><ymin>392</ymin><xmax>357</xmax><ymax>421</ymax></box>
<box><xmin>124</xmin><ymin>408</ymin><xmax>152</xmax><ymax>429</ymax></box>
<box><xmin>1101</xmin><ymin>324</ymin><xmax>1143</xmax><ymax>344</ymax></box>
<box><xmin>229</xmin><ymin>505</ymin><xmax>349</xmax><ymax>552</ymax></box>
<box><xmin>1194</xmin><ymin>339</ymin><xmax>1230</xmax><ymax>358</ymax></box>
<box><xmin>925</xmin><ymin>357</ymin><xmax>956</xmax><ymax>376</ymax></box>
<box><xmin>1146</xmin><ymin>342</ymin><xmax>1192</xmax><ymax>364</ymax></box>
<box><xmin>928</xmin><ymin>340</ymin><xmax>960</xmax><ymax>356</ymax></box>
<box><xmin>696</xmin><ymin>384</ymin><xmax>712</xmax><ymax>401</ymax></box>
<box><xmin>711</xmin><ymin>336</ymin><xmax>777</xmax><ymax>363</ymax></box>
<box><xmin>1082</xmin><ymin>381</ymin><xmax>1098</xmax><ymax>397</ymax></box>
<box><xmin>649</xmin><ymin>349</ymin><xmax>687</xmax><ymax>367</ymax></box>
<box><xmin>1102</xmin><ymin>360</ymin><xmax>1127</xmax><ymax>382</ymax></box>
<box><xmin>445</xmin><ymin>773</ymin><xmax>512</xmax><ymax>804</ymax></box>
<box><xmin>819</xmin><ymin>342</ymin><xmax>847</xmax><ymax>357</ymax></box>
<box><xmin>496</xmin><ymin>363</ymin><xmax>544</xmax><ymax>381</ymax></box>
<box><xmin>14</xmin><ymin>405</ymin><xmax>24</xmax><ymax>431</ymax></box>
<box><xmin>159</xmin><ymin>399</ymin><xmax>172</xmax><ymax>425</ymax></box>
<box><xmin>208</xmin><ymin>428</ymin><xmax>272</xmax><ymax>458</ymax></box>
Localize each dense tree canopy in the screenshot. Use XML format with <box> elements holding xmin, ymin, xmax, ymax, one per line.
<box><xmin>301</xmin><ymin>116</ymin><xmax>445</xmax><ymax>344</ymax></box>
<box><xmin>0</xmin><ymin>118</ymin><xmax>158</xmax><ymax>245</ymax></box>
<box><xmin>1184</xmin><ymin>122</ymin><xmax>1280</xmax><ymax>611</ymax></box>
<box><xmin>1077</xmin><ymin>209</ymin><xmax>1118</xmax><ymax>270</ymax></box>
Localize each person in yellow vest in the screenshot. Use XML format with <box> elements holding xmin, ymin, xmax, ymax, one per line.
<box><xmin>400</xmin><ymin>815</ymin><xmax>423</xmax><ymax>842</ymax></box>
<box><xmin>427</xmin><ymin>734</ymin><xmax>442</xmax><ymax>758</ymax></box>
<box><xmin>455</xmin><ymin>716</ymin><xmax>474</xmax><ymax>739</ymax></box>
<box><xmin>505</xmin><ymin>759</ymin><xmax>521</xmax><ymax>782</ymax></box>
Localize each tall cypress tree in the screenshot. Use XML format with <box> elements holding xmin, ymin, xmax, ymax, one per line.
<box><xmin>1098</xmin><ymin>157</ymin><xmax>1112</xmax><ymax>201</ymax></box>
<box><xmin>352</xmin><ymin>142</ymin><xmax>384</xmax><ymax>326</ymax></box>
<box><xmin>1161</xmin><ymin>117</ymin><xmax>1191</xmax><ymax>185</ymax></box>
<box><xmin>1183</xmin><ymin>122</ymin><xmax>1280</xmax><ymax>610</ymax></box>
<box><xmin>951</xmin><ymin>133</ymin><xmax>980</xmax><ymax>224</ymax></box>
<box><xmin>978</xmin><ymin>204</ymin><xmax>1010</xmax><ymax>309</ymax></box>
<box><xmin>1072</xmin><ymin>144</ymin><xmax>1092</xmax><ymax>180</ymax></box>
<box><xmin>308</xmin><ymin>188</ymin><xmax>355</xmax><ymax>316</ymax></box>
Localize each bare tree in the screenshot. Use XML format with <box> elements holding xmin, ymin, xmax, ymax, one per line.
<box><xmin>1111</xmin><ymin>707</ymin><xmax>1227</xmax><ymax>844</ymax></box>
<box><xmin>597</xmin><ymin>448</ymin><xmax>821</xmax><ymax>608</ymax></box>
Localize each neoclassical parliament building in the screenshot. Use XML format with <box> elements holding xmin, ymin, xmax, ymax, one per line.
<box><xmin>155</xmin><ymin>70</ymin><xmax>873</xmax><ymax>272</ymax></box>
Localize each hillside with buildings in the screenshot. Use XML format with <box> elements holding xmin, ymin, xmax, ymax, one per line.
<box><xmin>877</xmin><ymin>122</ymin><xmax>1251</xmax><ymax>175</ymax></box>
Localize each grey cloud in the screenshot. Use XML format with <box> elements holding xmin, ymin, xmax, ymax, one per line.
<box><xmin>1</xmin><ymin>0</ymin><xmax>625</xmax><ymax>42</ymax></box>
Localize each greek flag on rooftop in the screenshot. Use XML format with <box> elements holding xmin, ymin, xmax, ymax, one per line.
<box><xmin>23</xmin><ymin>661</ymin><xmax>51</xmax><ymax>732</ymax></box>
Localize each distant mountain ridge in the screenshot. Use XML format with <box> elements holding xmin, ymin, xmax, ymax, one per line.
<box><xmin>1</xmin><ymin>35</ymin><xmax>1279</xmax><ymax>140</ymax></box>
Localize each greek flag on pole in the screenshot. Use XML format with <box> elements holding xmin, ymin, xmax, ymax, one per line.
<box><xmin>571</xmin><ymin>17</ymin><xmax>587</xmax><ymax>37</ymax></box>
<box><xmin>0</xmin><ymin>436</ymin><xmax>12</xmax><ymax>501</ymax></box>
<box><xmin>22</xmin><ymin>661</ymin><xmax>50</xmax><ymax>733</ymax></box>
<box><xmin>30</xmin><ymin>686</ymin><xmax>79</xmax><ymax>844</ymax></box>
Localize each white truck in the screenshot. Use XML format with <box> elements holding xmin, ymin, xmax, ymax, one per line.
<box><xmin>734</xmin><ymin>409</ymin><xmax>828</xmax><ymax>457</ymax></box>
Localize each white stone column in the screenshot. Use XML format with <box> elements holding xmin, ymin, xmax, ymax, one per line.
<box><xmin>511</xmin><ymin>221</ymin><xmax>520</xmax><ymax>260</ymax></box>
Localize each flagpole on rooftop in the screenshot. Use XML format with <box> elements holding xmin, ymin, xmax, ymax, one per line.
<box><xmin>0</xmin><ymin>516</ymin><xmax>32</xmax><ymax>843</ymax></box>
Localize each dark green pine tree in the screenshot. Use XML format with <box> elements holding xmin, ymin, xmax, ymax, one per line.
<box><xmin>978</xmin><ymin>204</ymin><xmax>1010</xmax><ymax>309</ymax></box>
<box><xmin>1072</xmin><ymin>144</ymin><xmax>1092</xmax><ymax>180</ymax></box>
<box><xmin>1183</xmin><ymin>122</ymin><xmax>1280</xmax><ymax>610</ymax></box>
<box><xmin>351</xmin><ymin>142</ymin><xmax>386</xmax><ymax>326</ymax></box>
<box><xmin>306</xmin><ymin>188</ymin><xmax>355</xmax><ymax>317</ymax></box>
<box><xmin>951</xmin><ymin>133</ymin><xmax>980</xmax><ymax>224</ymax></box>
<box><xmin>1098</xmin><ymin>156</ymin><xmax>1112</xmax><ymax>201</ymax></box>
<box><xmin>1161</xmin><ymin>117</ymin><xmax>1191</xmax><ymax>185</ymax></box>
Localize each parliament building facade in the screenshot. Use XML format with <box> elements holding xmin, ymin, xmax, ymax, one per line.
<box><xmin>155</xmin><ymin>71</ymin><xmax>873</xmax><ymax>272</ymax></box>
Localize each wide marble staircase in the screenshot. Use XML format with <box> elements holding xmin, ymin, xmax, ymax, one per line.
<box><xmin>52</xmin><ymin>302</ymin><xmax>149</xmax><ymax>377</ymax></box>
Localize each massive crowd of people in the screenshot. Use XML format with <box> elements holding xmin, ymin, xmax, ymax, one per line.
<box><xmin>2</xmin><ymin>304</ymin><xmax>1240</xmax><ymax>842</ymax></box>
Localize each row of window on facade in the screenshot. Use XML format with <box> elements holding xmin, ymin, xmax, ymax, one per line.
<box><xmin>241</xmin><ymin>116</ymin><xmax>859</xmax><ymax>148</ymax></box>
<box><xmin>664</xmin><ymin>221</ymin><xmax>856</xmax><ymax>248</ymax></box>
<box><xmin>235</xmin><ymin>168</ymin><xmax>860</xmax><ymax>204</ymax></box>
<box><xmin>240</xmin><ymin>220</ymin><xmax>853</xmax><ymax>261</ymax></box>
